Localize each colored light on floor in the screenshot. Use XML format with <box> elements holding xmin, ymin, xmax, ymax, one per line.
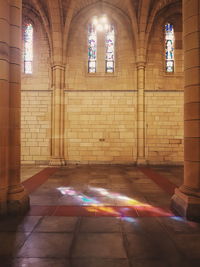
<box><xmin>56</xmin><ymin>186</ymin><xmax>173</xmax><ymax>218</ymax></box>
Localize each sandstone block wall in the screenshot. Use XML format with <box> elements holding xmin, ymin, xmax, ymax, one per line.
<box><xmin>65</xmin><ymin>91</ymin><xmax>137</xmax><ymax>163</ymax></box>
<box><xmin>21</xmin><ymin>91</ymin><xmax>51</xmax><ymax>164</ymax></box>
<box><xmin>21</xmin><ymin>6</ymin><xmax>184</xmax><ymax>165</ymax></box>
<box><xmin>146</xmin><ymin>92</ymin><xmax>184</xmax><ymax>164</ymax></box>
<box><xmin>21</xmin><ymin>14</ymin><xmax>51</xmax><ymax>164</ymax></box>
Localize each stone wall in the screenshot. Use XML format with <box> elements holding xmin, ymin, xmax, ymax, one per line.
<box><xmin>145</xmin><ymin>92</ymin><xmax>184</xmax><ymax>164</ymax></box>
<box><xmin>21</xmin><ymin>15</ymin><xmax>51</xmax><ymax>164</ymax></box>
<box><xmin>21</xmin><ymin>6</ymin><xmax>184</xmax><ymax>165</ymax></box>
<box><xmin>21</xmin><ymin>91</ymin><xmax>51</xmax><ymax>164</ymax></box>
<box><xmin>64</xmin><ymin>91</ymin><xmax>137</xmax><ymax>163</ymax></box>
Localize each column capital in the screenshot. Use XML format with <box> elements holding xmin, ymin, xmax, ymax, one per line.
<box><xmin>51</xmin><ymin>64</ymin><xmax>65</xmax><ymax>71</ymax></box>
<box><xmin>136</xmin><ymin>61</ymin><xmax>146</xmax><ymax>69</ymax></box>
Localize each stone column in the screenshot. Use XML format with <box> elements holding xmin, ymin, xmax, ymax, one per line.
<box><xmin>49</xmin><ymin>64</ymin><xmax>66</xmax><ymax>166</ymax></box>
<box><xmin>136</xmin><ymin>62</ymin><xmax>146</xmax><ymax>165</ymax></box>
<box><xmin>0</xmin><ymin>0</ymin><xmax>10</xmax><ymax>215</ymax></box>
<box><xmin>171</xmin><ymin>0</ymin><xmax>200</xmax><ymax>221</ymax></box>
<box><xmin>0</xmin><ymin>0</ymin><xmax>29</xmax><ymax>215</ymax></box>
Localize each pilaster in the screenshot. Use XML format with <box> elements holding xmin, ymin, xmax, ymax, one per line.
<box><xmin>136</xmin><ymin>61</ymin><xmax>146</xmax><ymax>165</ymax></box>
<box><xmin>49</xmin><ymin>64</ymin><xmax>66</xmax><ymax>166</ymax></box>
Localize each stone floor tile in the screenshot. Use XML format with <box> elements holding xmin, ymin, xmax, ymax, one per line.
<box><xmin>0</xmin><ymin>216</ymin><xmax>41</xmax><ymax>232</ymax></box>
<box><xmin>112</xmin><ymin>189</ymin><xmax>138</xmax><ymax>199</ymax></box>
<box><xmin>79</xmin><ymin>217</ymin><xmax>121</xmax><ymax>232</ymax></box>
<box><xmin>30</xmin><ymin>195</ymin><xmax>59</xmax><ymax>206</ymax></box>
<box><xmin>157</xmin><ymin>216</ymin><xmax>200</xmax><ymax>233</ymax></box>
<box><xmin>111</xmin><ymin>184</ymin><xmax>130</xmax><ymax>190</ymax></box>
<box><xmin>115</xmin><ymin>195</ymin><xmax>147</xmax><ymax>207</ymax></box>
<box><xmin>145</xmin><ymin>196</ymin><xmax>170</xmax><ymax>207</ymax></box>
<box><xmin>127</xmin><ymin>231</ymin><xmax>185</xmax><ymax>266</ymax></box>
<box><xmin>136</xmin><ymin>184</ymin><xmax>163</xmax><ymax>193</ymax></box>
<box><xmin>34</xmin><ymin>216</ymin><xmax>78</xmax><ymax>232</ymax></box>
<box><xmin>120</xmin><ymin>217</ymin><xmax>143</xmax><ymax>234</ymax></box>
<box><xmin>0</xmin><ymin>232</ymin><xmax>30</xmax><ymax>257</ymax></box>
<box><xmin>130</xmin><ymin>259</ymin><xmax>169</xmax><ymax>267</ymax></box>
<box><xmin>171</xmin><ymin>234</ymin><xmax>200</xmax><ymax>259</ymax></box>
<box><xmin>125</xmin><ymin>233</ymin><xmax>164</xmax><ymax>259</ymax></box>
<box><xmin>72</xmin><ymin>233</ymin><xmax>127</xmax><ymax>258</ymax></box>
<box><xmin>11</xmin><ymin>164</ymin><xmax>199</xmax><ymax>267</ymax></box>
<box><xmin>10</xmin><ymin>258</ymin><xmax>71</xmax><ymax>267</ymax></box>
<box><xmin>138</xmin><ymin>217</ymin><xmax>166</xmax><ymax>233</ymax></box>
<box><xmin>93</xmin><ymin>197</ymin><xmax>116</xmax><ymax>206</ymax></box>
<box><xmin>17</xmin><ymin>233</ymin><xmax>73</xmax><ymax>258</ymax></box>
<box><xmin>89</xmin><ymin>178</ymin><xmax>110</xmax><ymax>184</ymax></box>
<box><xmin>121</xmin><ymin>217</ymin><xmax>164</xmax><ymax>234</ymax></box>
<box><xmin>58</xmin><ymin>196</ymin><xmax>84</xmax><ymax>206</ymax></box>
<box><xmin>71</xmin><ymin>259</ymin><xmax>129</xmax><ymax>267</ymax></box>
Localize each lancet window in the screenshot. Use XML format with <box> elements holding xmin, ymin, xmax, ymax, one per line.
<box><xmin>24</xmin><ymin>22</ymin><xmax>33</xmax><ymax>74</ymax></box>
<box><xmin>165</xmin><ymin>23</ymin><xmax>175</xmax><ymax>73</ymax></box>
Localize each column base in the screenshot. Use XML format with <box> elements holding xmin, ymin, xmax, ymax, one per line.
<box><xmin>0</xmin><ymin>188</ymin><xmax>7</xmax><ymax>215</ymax></box>
<box><xmin>0</xmin><ymin>202</ymin><xmax>7</xmax><ymax>216</ymax></box>
<box><xmin>7</xmin><ymin>185</ymin><xmax>30</xmax><ymax>215</ymax></box>
<box><xmin>171</xmin><ymin>188</ymin><xmax>200</xmax><ymax>222</ymax></box>
<box><xmin>137</xmin><ymin>158</ymin><xmax>147</xmax><ymax>165</ymax></box>
<box><xmin>49</xmin><ymin>157</ymin><xmax>66</xmax><ymax>166</ymax></box>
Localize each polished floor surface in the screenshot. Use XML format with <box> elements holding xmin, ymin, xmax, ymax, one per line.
<box><xmin>1</xmin><ymin>165</ymin><xmax>200</xmax><ymax>267</ymax></box>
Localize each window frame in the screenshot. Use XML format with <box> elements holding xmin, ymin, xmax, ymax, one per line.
<box><xmin>23</xmin><ymin>19</ymin><xmax>34</xmax><ymax>75</ymax></box>
<box><xmin>164</xmin><ymin>22</ymin><xmax>175</xmax><ymax>73</ymax></box>
<box><xmin>87</xmin><ymin>19</ymin><xmax>116</xmax><ymax>75</ymax></box>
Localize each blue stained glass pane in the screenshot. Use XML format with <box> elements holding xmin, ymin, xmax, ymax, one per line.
<box><xmin>165</xmin><ymin>23</ymin><xmax>174</xmax><ymax>72</ymax></box>
<box><xmin>24</xmin><ymin>23</ymin><xmax>33</xmax><ymax>74</ymax></box>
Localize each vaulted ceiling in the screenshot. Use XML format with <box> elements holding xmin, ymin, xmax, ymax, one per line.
<box><xmin>23</xmin><ymin>0</ymin><xmax>181</xmax><ymax>26</ymax></box>
<box><xmin>22</xmin><ymin>0</ymin><xmax>182</xmax><ymax>63</ymax></box>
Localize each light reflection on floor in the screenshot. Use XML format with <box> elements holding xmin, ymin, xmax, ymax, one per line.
<box><xmin>57</xmin><ymin>186</ymin><xmax>173</xmax><ymax>222</ymax></box>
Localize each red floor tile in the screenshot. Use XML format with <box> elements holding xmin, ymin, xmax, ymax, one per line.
<box><xmin>117</xmin><ymin>207</ymin><xmax>138</xmax><ymax>217</ymax></box>
<box><xmin>25</xmin><ymin>205</ymin><xmax>173</xmax><ymax>218</ymax></box>
<box><xmin>27</xmin><ymin>205</ymin><xmax>57</xmax><ymax>216</ymax></box>
<box><xmin>135</xmin><ymin>205</ymin><xmax>173</xmax><ymax>217</ymax></box>
<box><xmin>138</xmin><ymin>167</ymin><xmax>177</xmax><ymax>196</ymax></box>
<box><xmin>22</xmin><ymin>168</ymin><xmax>58</xmax><ymax>193</ymax></box>
<box><xmin>53</xmin><ymin>206</ymin><xmax>96</xmax><ymax>217</ymax></box>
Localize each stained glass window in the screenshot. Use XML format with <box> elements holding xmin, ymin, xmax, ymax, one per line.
<box><xmin>165</xmin><ymin>23</ymin><xmax>174</xmax><ymax>73</ymax></box>
<box><xmin>105</xmin><ymin>25</ymin><xmax>115</xmax><ymax>73</ymax></box>
<box><xmin>88</xmin><ymin>24</ymin><xmax>97</xmax><ymax>73</ymax></box>
<box><xmin>24</xmin><ymin>22</ymin><xmax>33</xmax><ymax>74</ymax></box>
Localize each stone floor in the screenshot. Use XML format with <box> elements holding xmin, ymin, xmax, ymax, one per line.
<box><xmin>21</xmin><ymin>165</ymin><xmax>44</xmax><ymax>182</ymax></box>
<box><xmin>1</xmin><ymin>164</ymin><xmax>200</xmax><ymax>267</ymax></box>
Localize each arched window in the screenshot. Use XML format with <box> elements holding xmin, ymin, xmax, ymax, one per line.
<box><xmin>24</xmin><ymin>22</ymin><xmax>33</xmax><ymax>74</ymax></box>
<box><xmin>88</xmin><ymin>16</ymin><xmax>115</xmax><ymax>73</ymax></box>
<box><xmin>88</xmin><ymin>24</ymin><xmax>97</xmax><ymax>73</ymax></box>
<box><xmin>165</xmin><ymin>23</ymin><xmax>174</xmax><ymax>73</ymax></box>
<box><xmin>105</xmin><ymin>25</ymin><xmax>115</xmax><ymax>73</ymax></box>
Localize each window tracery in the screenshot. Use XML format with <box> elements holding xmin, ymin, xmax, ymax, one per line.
<box><xmin>88</xmin><ymin>16</ymin><xmax>115</xmax><ymax>73</ymax></box>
